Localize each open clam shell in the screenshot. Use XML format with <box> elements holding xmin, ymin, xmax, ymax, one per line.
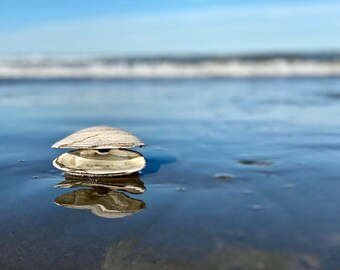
<box><xmin>54</xmin><ymin>188</ymin><xmax>146</xmax><ymax>219</ymax></box>
<box><xmin>53</xmin><ymin>149</ymin><xmax>146</xmax><ymax>177</ymax></box>
<box><xmin>52</xmin><ymin>126</ymin><xmax>145</xmax><ymax>149</ymax></box>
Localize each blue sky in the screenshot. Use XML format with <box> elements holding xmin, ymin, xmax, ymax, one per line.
<box><xmin>0</xmin><ymin>0</ymin><xmax>339</xmax><ymax>55</ymax></box>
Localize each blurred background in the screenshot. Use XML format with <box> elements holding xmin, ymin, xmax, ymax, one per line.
<box><xmin>0</xmin><ymin>0</ymin><xmax>340</xmax><ymax>78</ymax></box>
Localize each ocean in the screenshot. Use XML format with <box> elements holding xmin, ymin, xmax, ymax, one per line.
<box><xmin>1</xmin><ymin>53</ymin><xmax>340</xmax><ymax>79</ymax></box>
<box><xmin>1</xmin><ymin>55</ymin><xmax>340</xmax><ymax>269</ymax></box>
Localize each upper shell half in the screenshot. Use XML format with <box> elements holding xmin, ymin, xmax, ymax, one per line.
<box><xmin>52</xmin><ymin>126</ymin><xmax>145</xmax><ymax>149</ymax></box>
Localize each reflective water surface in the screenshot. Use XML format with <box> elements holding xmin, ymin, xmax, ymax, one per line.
<box><xmin>1</xmin><ymin>78</ymin><xmax>340</xmax><ymax>269</ymax></box>
<box><xmin>54</xmin><ymin>174</ymin><xmax>146</xmax><ymax>219</ymax></box>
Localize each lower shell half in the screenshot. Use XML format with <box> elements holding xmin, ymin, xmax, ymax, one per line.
<box><xmin>53</xmin><ymin>148</ymin><xmax>146</xmax><ymax>177</ymax></box>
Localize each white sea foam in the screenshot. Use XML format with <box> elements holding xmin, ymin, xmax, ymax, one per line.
<box><xmin>1</xmin><ymin>55</ymin><xmax>340</xmax><ymax>79</ymax></box>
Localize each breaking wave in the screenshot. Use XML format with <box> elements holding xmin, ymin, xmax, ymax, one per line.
<box><xmin>1</xmin><ymin>54</ymin><xmax>340</xmax><ymax>79</ymax></box>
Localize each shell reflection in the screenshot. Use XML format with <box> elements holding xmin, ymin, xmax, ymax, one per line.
<box><xmin>55</xmin><ymin>188</ymin><xmax>145</xmax><ymax>219</ymax></box>
<box><xmin>54</xmin><ymin>174</ymin><xmax>146</xmax><ymax>219</ymax></box>
<box><xmin>55</xmin><ymin>174</ymin><xmax>146</xmax><ymax>194</ymax></box>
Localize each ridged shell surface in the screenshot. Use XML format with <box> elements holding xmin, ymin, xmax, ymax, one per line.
<box><xmin>53</xmin><ymin>149</ymin><xmax>146</xmax><ymax>177</ymax></box>
<box><xmin>52</xmin><ymin>126</ymin><xmax>145</xmax><ymax>149</ymax></box>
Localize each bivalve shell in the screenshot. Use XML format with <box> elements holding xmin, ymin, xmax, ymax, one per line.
<box><xmin>52</xmin><ymin>126</ymin><xmax>145</xmax><ymax>149</ymax></box>
<box><xmin>53</xmin><ymin>148</ymin><xmax>146</xmax><ymax>177</ymax></box>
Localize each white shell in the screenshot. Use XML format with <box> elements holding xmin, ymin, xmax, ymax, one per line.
<box><xmin>52</xmin><ymin>126</ymin><xmax>145</xmax><ymax>149</ymax></box>
<box><xmin>54</xmin><ymin>189</ymin><xmax>145</xmax><ymax>219</ymax></box>
<box><xmin>53</xmin><ymin>149</ymin><xmax>146</xmax><ymax>177</ymax></box>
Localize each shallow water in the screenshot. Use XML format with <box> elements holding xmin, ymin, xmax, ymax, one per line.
<box><xmin>1</xmin><ymin>78</ymin><xmax>340</xmax><ymax>269</ymax></box>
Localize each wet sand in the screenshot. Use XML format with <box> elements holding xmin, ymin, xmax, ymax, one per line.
<box><xmin>1</xmin><ymin>78</ymin><xmax>340</xmax><ymax>269</ymax></box>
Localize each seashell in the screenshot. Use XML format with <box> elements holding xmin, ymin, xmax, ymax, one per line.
<box><xmin>54</xmin><ymin>188</ymin><xmax>145</xmax><ymax>219</ymax></box>
<box><xmin>52</xmin><ymin>126</ymin><xmax>145</xmax><ymax>149</ymax></box>
<box><xmin>53</xmin><ymin>149</ymin><xmax>146</xmax><ymax>177</ymax></box>
<box><xmin>55</xmin><ymin>174</ymin><xmax>146</xmax><ymax>194</ymax></box>
<box><xmin>214</xmin><ymin>173</ymin><xmax>235</xmax><ymax>180</ymax></box>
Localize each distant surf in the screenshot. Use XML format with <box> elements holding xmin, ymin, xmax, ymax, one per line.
<box><xmin>1</xmin><ymin>53</ymin><xmax>340</xmax><ymax>79</ymax></box>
